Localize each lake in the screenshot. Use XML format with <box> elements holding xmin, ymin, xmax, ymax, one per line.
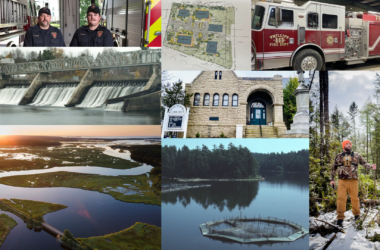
<box><xmin>162</xmin><ymin>172</ymin><xmax>309</xmax><ymax>250</ymax></box>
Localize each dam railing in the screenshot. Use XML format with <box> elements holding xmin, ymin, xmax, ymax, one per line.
<box><xmin>0</xmin><ymin>50</ymin><xmax>161</xmax><ymax>75</ymax></box>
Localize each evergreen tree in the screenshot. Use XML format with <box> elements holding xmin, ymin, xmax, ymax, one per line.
<box><xmin>347</xmin><ymin>102</ymin><xmax>359</xmax><ymax>150</ymax></box>
<box><xmin>162</xmin><ymin>144</ymin><xmax>261</xmax><ymax>178</ymax></box>
<box><xmin>283</xmin><ymin>77</ymin><xmax>299</xmax><ymax>126</ymax></box>
<box><xmin>161</xmin><ymin>80</ymin><xmax>193</xmax><ymax>119</ymax></box>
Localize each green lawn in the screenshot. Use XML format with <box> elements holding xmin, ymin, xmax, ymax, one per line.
<box><xmin>0</xmin><ymin>214</ymin><xmax>17</xmax><ymax>247</ymax></box>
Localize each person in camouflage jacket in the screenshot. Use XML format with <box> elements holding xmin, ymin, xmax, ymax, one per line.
<box><xmin>330</xmin><ymin>140</ymin><xmax>376</xmax><ymax>226</ymax></box>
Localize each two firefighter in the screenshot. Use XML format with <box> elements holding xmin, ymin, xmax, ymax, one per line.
<box><xmin>24</xmin><ymin>5</ymin><xmax>113</xmax><ymax>47</ymax></box>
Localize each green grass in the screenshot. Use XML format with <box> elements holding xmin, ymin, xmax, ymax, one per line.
<box><xmin>78</xmin><ymin>222</ymin><xmax>161</xmax><ymax>250</ymax></box>
<box><xmin>0</xmin><ymin>172</ymin><xmax>161</xmax><ymax>206</ymax></box>
<box><xmin>0</xmin><ymin>213</ymin><xmax>17</xmax><ymax>247</ymax></box>
<box><xmin>0</xmin><ymin>146</ymin><xmax>141</xmax><ymax>172</ymax></box>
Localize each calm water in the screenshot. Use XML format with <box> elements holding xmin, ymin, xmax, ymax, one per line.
<box><xmin>0</xmin><ymin>141</ymin><xmax>161</xmax><ymax>249</ymax></box>
<box><xmin>0</xmin><ymin>185</ymin><xmax>161</xmax><ymax>250</ymax></box>
<box><xmin>0</xmin><ymin>165</ymin><xmax>153</xmax><ymax>177</ymax></box>
<box><xmin>0</xmin><ymin>105</ymin><xmax>160</xmax><ymax>125</ymax></box>
<box><xmin>162</xmin><ymin>172</ymin><xmax>309</xmax><ymax>250</ymax></box>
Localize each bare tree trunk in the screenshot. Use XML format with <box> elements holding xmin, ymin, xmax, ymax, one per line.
<box><xmin>320</xmin><ymin>71</ymin><xmax>325</xmax><ymax>167</ymax></box>
<box><xmin>324</xmin><ymin>71</ymin><xmax>330</xmax><ymax>164</ymax></box>
<box><xmin>367</xmin><ymin>114</ymin><xmax>370</xmax><ymax>175</ymax></box>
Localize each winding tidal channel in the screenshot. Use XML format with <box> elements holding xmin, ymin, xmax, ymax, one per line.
<box><xmin>0</xmin><ymin>140</ymin><xmax>161</xmax><ymax>250</ymax></box>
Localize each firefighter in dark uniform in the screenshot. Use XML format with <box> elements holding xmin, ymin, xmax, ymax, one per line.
<box><xmin>70</xmin><ymin>5</ymin><xmax>113</xmax><ymax>47</ymax></box>
<box><xmin>24</xmin><ymin>7</ymin><xmax>65</xmax><ymax>47</ymax></box>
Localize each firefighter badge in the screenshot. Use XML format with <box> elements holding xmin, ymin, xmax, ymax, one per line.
<box><xmin>97</xmin><ymin>31</ymin><xmax>103</xmax><ymax>37</ymax></box>
<box><xmin>327</xmin><ymin>35</ymin><xmax>334</xmax><ymax>45</ymax></box>
<box><xmin>92</xmin><ymin>5</ymin><xmax>95</xmax><ymax>9</ymax></box>
<box><xmin>51</xmin><ymin>32</ymin><xmax>57</xmax><ymax>39</ymax></box>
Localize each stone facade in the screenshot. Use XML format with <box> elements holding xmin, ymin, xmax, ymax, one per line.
<box><xmin>185</xmin><ymin>71</ymin><xmax>287</xmax><ymax>138</ymax></box>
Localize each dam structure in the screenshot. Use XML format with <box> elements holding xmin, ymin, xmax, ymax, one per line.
<box><xmin>0</xmin><ymin>84</ymin><xmax>29</xmax><ymax>105</ymax></box>
<box><xmin>0</xmin><ymin>49</ymin><xmax>161</xmax><ymax>111</ymax></box>
<box><xmin>199</xmin><ymin>216</ymin><xmax>309</xmax><ymax>244</ymax></box>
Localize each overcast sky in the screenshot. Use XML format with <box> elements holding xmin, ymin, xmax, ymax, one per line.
<box><xmin>0</xmin><ymin>125</ymin><xmax>161</xmax><ymax>137</ymax></box>
<box><xmin>163</xmin><ymin>138</ymin><xmax>308</xmax><ymax>153</ymax></box>
<box><xmin>164</xmin><ymin>70</ymin><xmax>309</xmax><ymax>86</ymax></box>
<box><xmin>329</xmin><ymin>71</ymin><xmax>377</xmax><ymax>116</ymax></box>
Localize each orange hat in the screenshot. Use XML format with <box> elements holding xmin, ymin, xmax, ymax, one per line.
<box><xmin>342</xmin><ymin>140</ymin><xmax>351</xmax><ymax>150</ymax></box>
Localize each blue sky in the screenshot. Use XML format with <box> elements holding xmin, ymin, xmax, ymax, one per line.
<box><xmin>162</xmin><ymin>139</ymin><xmax>309</xmax><ymax>153</ymax></box>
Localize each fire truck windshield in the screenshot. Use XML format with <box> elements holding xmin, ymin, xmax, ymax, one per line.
<box><xmin>252</xmin><ymin>6</ymin><xmax>265</xmax><ymax>30</ymax></box>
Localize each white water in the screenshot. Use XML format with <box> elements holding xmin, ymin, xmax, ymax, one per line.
<box><xmin>78</xmin><ymin>82</ymin><xmax>146</xmax><ymax>108</ymax></box>
<box><xmin>105</xmin><ymin>101</ymin><xmax>124</xmax><ymax>111</ymax></box>
<box><xmin>30</xmin><ymin>83</ymin><xmax>77</xmax><ymax>107</ymax></box>
<box><xmin>0</xmin><ymin>86</ymin><xmax>29</xmax><ymax>105</ymax></box>
<box><xmin>104</xmin><ymin>85</ymin><xmax>146</xmax><ymax>111</ymax></box>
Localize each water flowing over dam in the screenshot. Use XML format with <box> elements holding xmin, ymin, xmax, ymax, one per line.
<box><xmin>0</xmin><ymin>85</ymin><xmax>29</xmax><ymax>105</ymax></box>
<box><xmin>77</xmin><ymin>80</ymin><xmax>147</xmax><ymax>108</ymax></box>
<box><xmin>30</xmin><ymin>83</ymin><xmax>79</xmax><ymax>107</ymax></box>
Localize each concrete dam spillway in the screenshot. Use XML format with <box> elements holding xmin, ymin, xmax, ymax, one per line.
<box><xmin>78</xmin><ymin>81</ymin><xmax>147</xmax><ymax>109</ymax></box>
<box><xmin>0</xmin><ymin>80</ymin><xmax>147</xmax><ymax>111</ymax></box>
<box><xmin>0</xmin><ymin>85</ymin><xmax>29</xmax><ymax>105</ymax></box>
<box><xmin>30</xmin><ymin>83</ymin><xmax>78</xmax><ymax>107</ymax></box>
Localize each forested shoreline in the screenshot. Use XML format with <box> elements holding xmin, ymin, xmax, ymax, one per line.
<box><xmin>162</xmin><ymin>143</ymin><xmax>259</xmax><ymax>178</ymax></box>
<box><xmin>253</xmin><ymin>149</ymin><xmax>309</xmax><ymax>173</ymax></box>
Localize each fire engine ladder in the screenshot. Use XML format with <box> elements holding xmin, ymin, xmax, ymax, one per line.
<box><xmin>0</xmin><ymin>0</ymin><xmax>28</xmax><ymax>28</ymax></box>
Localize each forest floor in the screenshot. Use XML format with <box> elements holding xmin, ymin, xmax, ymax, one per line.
<box><xmin>309</xmin><ymin>207</ymin><xmax>380</xmax><ymax>249</ymax></box>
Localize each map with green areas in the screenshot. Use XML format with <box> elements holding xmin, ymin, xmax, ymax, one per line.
<box><xmin>164</xmin><ymin>3</ymin><xmax>234</xmax><ymax>69</ymax></box>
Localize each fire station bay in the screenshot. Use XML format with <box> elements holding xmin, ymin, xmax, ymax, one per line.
<box><xmin>184</xmin><ymin>71</ymin><xmax>309</xmax><ymax>139</ymax></box>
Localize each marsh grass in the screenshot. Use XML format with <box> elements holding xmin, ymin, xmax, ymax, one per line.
<box><xmin>0</xmin><ymin>213</ymin><xmax>17</xmax><ymax>247</ymax></box>
<box><xmin>0</xmin><ymin>172</ymin><xmax>161</xmax><ymax>206</ymax></box>
<box><xmin>78</xmin><ymin>222</ymin><xmax>161</xmax><ymax>250</ymax></box>
<box><xmin>0</xmin><ymin>146</ymin><xmax>141</xmax><ymax>171</ymax></box>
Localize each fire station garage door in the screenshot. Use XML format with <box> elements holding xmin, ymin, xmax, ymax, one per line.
<box><xmin>108</xmin><ymin>0</ymin><xmax>144</xmax><ymax>47</ymax></box>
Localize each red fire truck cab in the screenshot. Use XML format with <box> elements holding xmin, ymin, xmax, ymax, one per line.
<box><xmin>252</xmin><ymin>0</ymin><xmax>380</xmax><ymax>70</ymax></box>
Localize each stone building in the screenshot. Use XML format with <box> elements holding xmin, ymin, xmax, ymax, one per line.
<box><xmin>185</xmin><ymin>71</ymin><xmax>288</xmax><ymax>138</ymax></box>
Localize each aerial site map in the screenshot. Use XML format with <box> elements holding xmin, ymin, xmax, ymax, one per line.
<box><xmin>164</xmin><ymin>3</ymin><xmax>235</xmax><ymax>69</ymax></box>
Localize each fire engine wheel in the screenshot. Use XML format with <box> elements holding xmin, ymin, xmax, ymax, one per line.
<box><xmin>293</xmin><ymin>49</ymin><xmax>323</xmax><ymax>71</ymax></box>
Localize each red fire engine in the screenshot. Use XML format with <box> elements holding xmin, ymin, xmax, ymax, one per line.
<box><xmin>251</xmin><ymin>0</ymin><xmax>380</xmax><ymax>70</ymax></box>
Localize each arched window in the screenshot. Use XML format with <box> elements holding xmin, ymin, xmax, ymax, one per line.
<box><xmin>219</xmin><ymin>71</ymin><xmax>222</xmax><ymax>80</ymax></box>
<box><xmin>213</xmin><ymin>94</ymin><xmax>219</xmax><ymax>106</ymax></box>
<box><xmin>194</xmin><ymin>93</ymin><xmax>200</xmax><ymax>106</ymax></box>
<box><xmin>203</xmin><ymin>94</ymin><xmax>210</xmax><ymax>106</ymax></box>
<box><xmin>251</xmin><ymin>102</ymin><xmax>265</xmax><ymax>108</ymax></box>
<box><xmin>215</xmin><ymin>71</ymin><xmax>218</xmax><ymax>80</ymax></box>
<box><xmin>232</xmin><ymin>94</ymin><xmax>238</xmax><ymax>106</ymax></box>
<box><xmin>222</xmin><ymin>94</ymin><xmax>229</xmax><ymax>106</ymax></box>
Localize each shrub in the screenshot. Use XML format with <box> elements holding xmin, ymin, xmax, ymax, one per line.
<box><xmin>149</xmin><ymin>167</ymin><xmax>161</xmax><ymax>175</ymax></box>
<box><xmin>195</xmin><ymin>132</ymin><xmax>200</xmax><ymax>138</ymax></box>
<box><xmin>220</xmin><ymin>132</ymin><xmax>225</xmax><ymax>138</ymax></box>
